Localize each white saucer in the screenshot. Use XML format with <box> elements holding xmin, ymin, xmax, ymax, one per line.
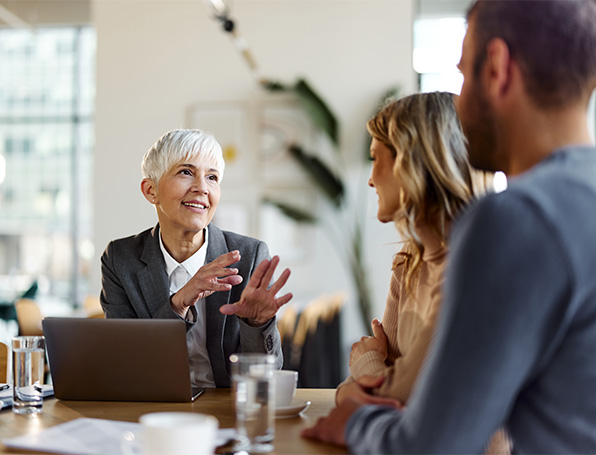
<box><xmin>275</xmin><ymin>399</ymin><xmax>311</xmax><ymax>418</ymax></box>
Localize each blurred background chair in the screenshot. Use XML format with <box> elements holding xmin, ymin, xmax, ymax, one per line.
<box><xmin>0</xmin><ymin>342</ymin><xmax>7</xmax><ymax>383</ymax></box>
<box><xmin>15</xmin><ymin>298</ymin><xmax>44</xmax><ymax>336</ymax></box>
<box><xmin>0</xmin><ymin>280</ymin><xmax>38</xmax><ymax>344</ymax></box>
<box><xmin>83</xmin><ymin>296</ymin><xmax>105</xmax><ymax>318</ymax></box>
<box><xmin>280</xmin><ymin>293</ymin><xmax>346</xmax><ymax>388</ymax></box>
<box><xmin>13</xmin><ymin>300</ymin><xmax>52</xmax><ymax>382</ymax></box>
<box><xmin>278</xmin><ymin>304</ymin><xmax>298</xmax><ymax>345</ymax></box>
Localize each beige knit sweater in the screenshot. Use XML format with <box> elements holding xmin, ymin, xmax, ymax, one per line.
<box><xmin>338</xmin><ymin>225</ymin><xmax>510</xmax><ymax>454</ymax></box>
<box><xmin>347</xmin><ymin>225</ymin><xmax>446</xmax><ymax>401</ymax></box>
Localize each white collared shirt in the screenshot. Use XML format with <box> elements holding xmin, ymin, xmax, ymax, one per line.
<box><xmin>159</xmin><ymin>229</ymin><xmax>215</xmax><ymax>388</ymax></box>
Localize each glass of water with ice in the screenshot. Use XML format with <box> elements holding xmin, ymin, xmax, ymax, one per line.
<box><xmin>12</xmin><ymin>336</ymin><xmax>45</xmax><ymax>414</ymax></box>
<box><xmin>230</xmin><ymin>353</ymin><xmax>275</xmax><ymax>453</ymax></box>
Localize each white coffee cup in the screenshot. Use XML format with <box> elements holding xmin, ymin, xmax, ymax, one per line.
<box><xmin>130</xmin><ymin>412</ymin><xmax>218</xmax><ymax>455</ymax></box>
<box><xmin>274</xmin><ymin>370</ymin><xmax>298</xmax><ymax>406</ymax></box>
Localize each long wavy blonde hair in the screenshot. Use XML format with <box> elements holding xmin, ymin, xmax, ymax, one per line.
<box><xmin>367</xmin><ymin>91</ymin><xmax>488</xmax><ymax>288</ymax></box>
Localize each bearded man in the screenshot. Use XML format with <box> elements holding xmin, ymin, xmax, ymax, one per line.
<box><xmin>302</xmin><ymin>1</ymin><xmax>596</xmax><ymax>453</ymax></box>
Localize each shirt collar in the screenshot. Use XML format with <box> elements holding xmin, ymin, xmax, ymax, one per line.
<box><xmin>159</xmin><ymin>228</ymin><xmax>209</xmax><ymax>277</ymax></box>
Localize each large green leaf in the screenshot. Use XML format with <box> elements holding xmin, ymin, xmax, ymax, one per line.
<box><xmin>288</xmin><ymin>144</ymin><xmax>344</xmax><ymax>208</ymax></box>
<box><xmin>293</xmin><ymin>79</ymin><xmax>339</xmax><ymax>147</ymax></box>
<box><xmin>260</xmin><ymin>79</ymin><xmax>289</xmax><ymax>92</ymax></box>
<box><xmin>262</xmin><ymin>198</ymin><xmax>318</xmax><ymax>224</ymax></box>
<box><xmin>261</xmin><ymin>78</ymin><xmax>340</xmax><ymax>148</ymax></box>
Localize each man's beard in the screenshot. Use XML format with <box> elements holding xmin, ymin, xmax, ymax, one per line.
<box><xmin>462</xmin><ymin>80</ymin><xmax>501</xmax><ymax>173</ymax></box>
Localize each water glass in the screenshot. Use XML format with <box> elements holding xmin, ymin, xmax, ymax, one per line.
<box><xmin>230</xmin><ymin>353</ymin><xmax>275</xmax><ymax>453</ymax></box>
<box><xmin>12</xmin><ymin>336</ymin><xmax>45</xmax><ymax>414</ymax></box>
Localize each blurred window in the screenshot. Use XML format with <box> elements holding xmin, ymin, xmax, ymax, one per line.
<box><xmin>413</xmin><ymin>10</ymin><xmax>507</xmax><ymax>191</ymax></box>
<box><xmin>0</xmin><ymin>27</ymin><xmax>95</xmax><ymax>310</ymax></box>
<box><xmin>414</xmin><ymin>16</ymin><xmax>465</xmax><ymax>94</ymax></box>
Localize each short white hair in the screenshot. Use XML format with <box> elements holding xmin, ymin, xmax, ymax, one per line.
<box><xmin>141</xmin><ymin>129</ymin><xmax>225</xmax><ymax>184</ymax></box>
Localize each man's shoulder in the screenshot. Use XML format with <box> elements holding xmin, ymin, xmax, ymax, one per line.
<box><xmin>452</xmin><ymin>147</ymin><xmax>596</xmax><ymax>259</ymax></box>
<box><xmin>505</xmin><ymin>147</ymin><xmax>596</xmax><ymax>222</ymax></box>
<box><xmin>463</xmin><ymin>147</ymin><xmax>596</xmax><ymax>224</ymax></box>
<box><xmin>514</xmin><ymin>146</ymin><xmax>596</xmax><ymax>194</ymax></box>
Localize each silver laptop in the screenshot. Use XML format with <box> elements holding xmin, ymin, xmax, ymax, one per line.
<box><xmin>42</xmin><ymin>317</ymin><xmax>204</xmax><ymax>402</ymax></box>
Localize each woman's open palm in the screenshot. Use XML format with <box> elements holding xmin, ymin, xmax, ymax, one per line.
<box><xmin>219</xmin><ymin>255</ymin><xmax>292</xmax><ymax>324</ymax></box>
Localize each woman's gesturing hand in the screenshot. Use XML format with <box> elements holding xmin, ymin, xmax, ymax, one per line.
<box><xmin>170</xmin><ymin>250</ymin><xmax>243</xmax><ymax>318</ymax></box>
<box><xmin>219</xmin><ymin>255</ymin><xmax>293</xmax><ymax>325</ymax></box>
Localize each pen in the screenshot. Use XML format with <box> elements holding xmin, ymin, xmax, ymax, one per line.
<box><xmin>0</xmin><ymin>385</ymin><xmax>9</xmax><ymax>391</ymax></box>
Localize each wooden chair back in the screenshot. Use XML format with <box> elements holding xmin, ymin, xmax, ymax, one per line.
<box><xmin>15</xmin><ymin>298</ymin><xmax>44</xmax><ymax>336</ymax></box>
<box><xmin>292</xmin><ymin>292</ymin><xmax>346</xmax><ymax>349</ymax></box>
<box><xmin>83</xmin><ymin>296</ymin><xmax>105</xmax><ymax>318</ymax></box>
<box><xmin>0</xmin><ymin>342</ymin><xmax>8</xmax><ymax>383</ymax></box>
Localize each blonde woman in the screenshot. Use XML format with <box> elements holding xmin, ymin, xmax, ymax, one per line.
<box><xmin>336</xmin><ymin>92</ymin><xmax>508</xmax><ymax>453</ymax></box>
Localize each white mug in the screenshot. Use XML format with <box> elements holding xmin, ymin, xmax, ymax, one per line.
<box><xmin>123</xmin><ymin>412</ymin><xmax>218</xmax><ymax>455</ymax></box>
<box><xmin>274</xmin><ymin>370</ymin><xmax>298</xmax><ymax>406</ymax></box>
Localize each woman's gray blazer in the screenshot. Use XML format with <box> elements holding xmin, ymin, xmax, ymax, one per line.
<box><xmin>100</xmin><ymin>223</ymin><xmax>282</xmax><ymax>387</ymax></box>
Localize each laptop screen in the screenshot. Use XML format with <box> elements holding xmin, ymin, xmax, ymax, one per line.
<box><xmin>43</xmin><ymin>318</ymin><xmax>198</xmax><ymax>402</ymax></box>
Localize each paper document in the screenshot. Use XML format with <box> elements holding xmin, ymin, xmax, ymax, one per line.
<box><xmin>2</xmin><ymin>417</ymin><xmax>237</xmax><ymax>455</ymax></box>
<box><xmin>0</xmin><ymin>383</ymin><xmax>54</xmax><ymax>410</ymax></box>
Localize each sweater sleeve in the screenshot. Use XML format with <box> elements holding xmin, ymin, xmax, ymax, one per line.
<box><xmin>370</xmin><ymin>309</ymin><xmax>439</xmax><ymax>403</ymax></box>
<box><xmin>350</xmin><ymin>249</ymin><xmax>443</xmax><ymax>404</ymax></box>
<box><xmin>349</xmin><ymin>262</ymin><xmax>404</xmax><ymax>378</ymax></box>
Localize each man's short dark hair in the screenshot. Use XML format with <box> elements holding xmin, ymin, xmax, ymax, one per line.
<box><xmin>467</xmin><ymin>0</ymin><xmax>596</xmax><ymax>108</ymax></box>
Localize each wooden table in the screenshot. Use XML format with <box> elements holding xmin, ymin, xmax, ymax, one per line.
<box><xmin>0</xmin><ymin>389</ymin><xmax>346</xmax><ymax>454</ymax></box>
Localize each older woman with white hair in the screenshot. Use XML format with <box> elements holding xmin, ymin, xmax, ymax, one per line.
<box><xmin>100</xmin><ymin>128</ymin><xmax>292</xmax><ymax>388</ymax></box>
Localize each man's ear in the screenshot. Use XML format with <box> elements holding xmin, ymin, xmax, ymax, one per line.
<box><xmin>141</xmin><ymin>178</ymin><xmax>158</xmax><ymax>204</ymax></box>
<box><xmin>484</xmin><ymin>37</ymin><xmax>513</xmax><ymax>101</ymax></box>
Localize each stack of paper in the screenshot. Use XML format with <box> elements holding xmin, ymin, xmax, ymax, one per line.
<box><xmin>0</xmin><ymin>383</ymin><xmax>54</xmax><ymax>410</ymax></box>
<box><xmin>3</xmin><ymin>418</ymin><xmax>141</xmax><ymax>454</ymax></box>
<box><xmin>2</xmin><ymin>418</ymin><xmax>237</xmax><ymax>454</ymax></box>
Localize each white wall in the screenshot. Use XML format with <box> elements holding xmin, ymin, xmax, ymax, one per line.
<box><xmin>91</xmin><ymin>0</ymin><xmax>416</xmax><ymax>367</ymax></box>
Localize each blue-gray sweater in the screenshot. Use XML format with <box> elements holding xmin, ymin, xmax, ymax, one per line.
<box><xmin>346</xmin><ymin>146</ymin><xmax>596</xmax><ymax>454</ymax></box>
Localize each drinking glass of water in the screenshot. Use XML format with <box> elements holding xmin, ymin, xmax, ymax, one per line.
<box><xmin>12</xmin><ymin>336</ymin><xmax>45</xmax><ymax>414</ymax></box>
<box><xmin>230</xmin><ymin>353</ymin><xmax>275</xmax><ymax>453</ymax></box>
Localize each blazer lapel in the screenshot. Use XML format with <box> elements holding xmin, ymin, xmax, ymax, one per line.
<box><xmin>205</xmin><ymin>224</ymin><xmax>232</xmax><ymax>387</ymax></box>
<box><xmin>138</xmin><ymin>225</ymin><xmax>170</xmax><ymax>317</ymax></box>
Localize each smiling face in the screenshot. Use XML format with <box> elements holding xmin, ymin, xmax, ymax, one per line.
<box><xmin>144</xmin><ymin>155</ymin><xmax>221</xmax><ymax>240</ymax></box>
<box><xmin>368</xmin><ymin>138</ymin><xmax>402</xmax><ymax>223</ymax></box>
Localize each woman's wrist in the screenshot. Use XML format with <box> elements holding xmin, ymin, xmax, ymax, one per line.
<box><xmin>170</xmin><ymin>293</ymin><xmax>189</xmax><ymax>318</ymax></box>
<box><xmin>243</xmin><ymin>317</ymin><xmax>269</xmax><ymax>327</ymax></box>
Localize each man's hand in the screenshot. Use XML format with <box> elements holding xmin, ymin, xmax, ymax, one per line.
<box><xmin>350</xmin><ymin>319</ymin><xmax>388</xmax><ymax>367</ymax></box>
<box><xmin>170</xmin><ymin>250</ymin><xmax>243</xmax><ymax>318</ymax></box>
<box><xmin>301</xmin><ymin>398</ymin><xmax>364</xmax><ymax>447</ymax></box>
<box><xmin>219</xmin><ymin>255</ymin><xmax>293</xmax><ymax>324</ymax></box>
<box><xmin>336</xmin><ymin>375</ymin><xmax>402</xmax><ymax>407</ymax></box>
<box><xmin>302</xmin><ymin>377</ymin><xmax>402</xmax><ymax>447</ymax></box>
